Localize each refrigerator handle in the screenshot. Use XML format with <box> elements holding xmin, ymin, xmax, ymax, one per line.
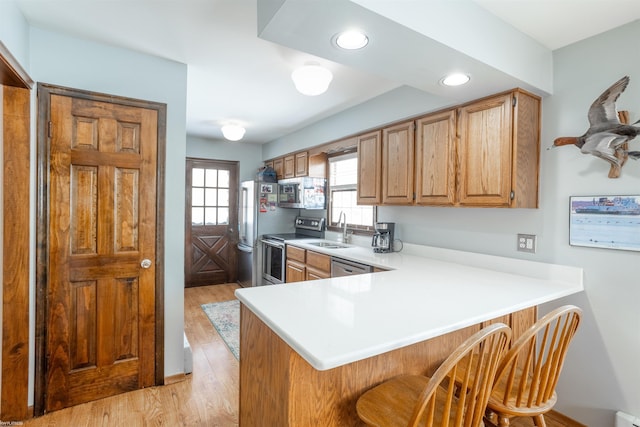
<box><xmin>238</xmin><ymin>243</ymin><xmax>253</xmax><ymax>253</ymax></box>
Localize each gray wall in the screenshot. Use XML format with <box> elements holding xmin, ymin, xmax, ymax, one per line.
<box><xmin>187</xmin><ymin>135</ymin><xmax>263</xmax><ymax>182</ymax></box>
<box><xmin>263</xmin><ymin>21</ymin><xmax>640</xmax><ymax>426</ymax></box>
<box><xmin>262</xmin><ymin>85</ymin><xmax>450</xmax><ymax>159</ymax></box>
<box><xmin>541</xmin><ymin>21</ymin><xmax>640</xmax><ymax>424</ymax></box>
<box><xmin>0</xmin><ymin>0</ymin><xmax>30</xmax><ymax>68</ymax></box>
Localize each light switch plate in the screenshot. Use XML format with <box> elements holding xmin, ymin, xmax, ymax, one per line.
<box><xmin>517</xmin><ymin>234</ymin><xmax>536</xmax><ymax>253</ymax></box>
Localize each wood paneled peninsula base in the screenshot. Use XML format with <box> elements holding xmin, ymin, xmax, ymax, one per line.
<box><xmin>239</xmin><ymin>303</ymin><xmax>535</xmax><ymax>426</ymax></box>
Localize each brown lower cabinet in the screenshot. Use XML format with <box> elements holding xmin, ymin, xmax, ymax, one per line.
<box><xmin>285</xmin><ymin>245</ymin><xmax>331</xmax><ymax>283</ymax></box>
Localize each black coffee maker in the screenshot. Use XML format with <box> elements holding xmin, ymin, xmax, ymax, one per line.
<box><xmin>372</xmin><ymin>222</ymin><xmax>395</xmax><ymax>253</ymax></box>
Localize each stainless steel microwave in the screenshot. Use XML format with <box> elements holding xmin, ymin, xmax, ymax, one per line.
<box><xmin>277</xmin><ymin>177</ymin><xmax>326</xmax><ymax>209</ymax></box>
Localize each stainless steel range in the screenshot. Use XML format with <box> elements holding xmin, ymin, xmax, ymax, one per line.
<box><xmin>261</xmin><ymin>217</ymin><xmax>325</xmax><ymax>285</ymax></box>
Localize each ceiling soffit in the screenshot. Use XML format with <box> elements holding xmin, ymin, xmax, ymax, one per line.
<box><xmin>257</xmin><ymin>0</ymin><xmax>553</xmax><ymax>106</ymax></box>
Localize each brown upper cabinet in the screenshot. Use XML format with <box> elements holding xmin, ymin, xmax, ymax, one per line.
<box><xmin>273</xmin><ymin>158</ymin><xmax>284</xmax><ymax>179</ymax></box>
<box><xmin>456</xmin><ymin>90</ymin><xmax>540</xmax><ymax>208</ymax></box>
<box><xmin>356</xmin><ymin>131</ymin><xmax>382</xmax><ymax>205</ymax></box>
<box><xmin>267</xmin><ymin>151</ymin><xmax>327</xmax><ymax>179</ymax></box>
<box><xmin>415</xmin><ymin>109</ymin><xmax>457</xmax><ymax>205</ymax></box>
<box><xmin>283</xmin><ymin>154</ymin><xmax>295</xmax><ymax>178</ymax></box>
<box><xmin>358</xmin><ymin>121</ymin><xmax>417</xmax><ymax>206</ymax></box>
<box><xmin>382</xmin><ymin>120</ymin><xmax>415</xmax><ymax>205</ymax></box>
<box><xmin>295</xmin><ymin>152</ymin><xmax>308</xmax><ymax>176</ymax></box>
<box><xmin>358</xmin><ymin>88</ymin><xmax>540</xmax><ymax>208</ymax></box>
<box><xmin>265</xmin><ymin>88</ymin><xmax>539</xmax><ymax>208</ymax></box>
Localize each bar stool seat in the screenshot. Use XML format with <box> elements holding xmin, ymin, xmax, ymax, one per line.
<box><xmin>356</xmin><ymin>323</ymin><xmax>511</xmax><ymax>427</ymax></box>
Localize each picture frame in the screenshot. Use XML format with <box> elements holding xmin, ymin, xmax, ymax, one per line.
<box><xmin>569</xmin><ymin>195</ymin><xmax>640</xmax><ymax>252</ymax></box>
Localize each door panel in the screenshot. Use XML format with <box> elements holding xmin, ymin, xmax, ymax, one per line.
<box><xmin>44</xmin><ymin>93</ymin><xmax>159</xmax><ymax>411</ymax></box>
<box><xmin>185</xmin><ymin>158</ymin><xmax>239</xmax><ymax>286</ymax></box>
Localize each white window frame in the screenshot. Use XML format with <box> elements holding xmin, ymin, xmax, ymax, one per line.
<box><xmin>327</xmin><ymin>152</ymin><xmax>376</xmax><ymax>233</ymax></box>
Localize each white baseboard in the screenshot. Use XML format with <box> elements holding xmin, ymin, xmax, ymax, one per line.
<box><xmin>184</xmin><ymin>333</ymin><xmax>193</xmax><ymax>374</ymax></box>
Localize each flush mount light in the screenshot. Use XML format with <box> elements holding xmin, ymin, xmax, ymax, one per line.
<box><xmin>221</xmin><ymin>124</ymin><xmax>246</xmax><ymax>141</ymax></box>
<box><xmin>441</xmin><ymin>73</ymin><xmax>471</xmax><ymax>86</ymax></box>
<box><xmin>291</xmin><ymin>64</ymin><xmax>333</xmax><ymax>96</ymax></box>
<box><xmin>335</xmin><ymin>30</ymin><xmax>369</xmax><ymax>50</ymax></box>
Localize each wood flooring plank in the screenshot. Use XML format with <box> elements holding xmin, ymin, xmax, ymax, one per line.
<box><xmin>24</xmin><ymin>283</ymin><xmax>240</xmax><ymax>427</ymax></box>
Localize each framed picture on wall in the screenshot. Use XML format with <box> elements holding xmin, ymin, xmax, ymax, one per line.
<box><xmin>569</xmin><ymin>195</ymin><xmax>640</xmax><ymax>252</ymax></box>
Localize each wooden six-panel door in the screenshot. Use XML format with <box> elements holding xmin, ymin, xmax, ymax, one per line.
<box><xmin>41</xmin><ymin>88</ymin><xmax>162</xmax><ymax>412</ymax></box>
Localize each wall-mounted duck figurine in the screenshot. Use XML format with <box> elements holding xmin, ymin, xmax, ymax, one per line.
<box><xmin>553</xmin><ymin>76</ymin><xmax>640</xmax><ymax>177</ymax></box>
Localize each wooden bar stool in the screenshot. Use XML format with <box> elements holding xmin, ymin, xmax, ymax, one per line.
<box><xmin>484</xmin><ymin>305</ymin><xmax>582</xmax><ymax>427</ymax></box>
<box><xmin>356</xmin><ymin>323</ymin><xmax>512</xmax><ymax>427</ymax></box>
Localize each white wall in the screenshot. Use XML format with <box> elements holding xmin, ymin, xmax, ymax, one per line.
<box><xmin>263</xmin><ymin>21</ymin><xmax>640</xmax><ymax>426</ymax></box>
<box><xmin>29</xmin><ymin>26</ymin><xmax>188</xmax><ymax>392</ymax></box>
<box><xmin>187</xmin><ymin>135</ymin><xmax>263</xmax><ymax>182</ymax></box>
<box><xmin>0</xmin><ymin>0</ymin><xmax>30</xmax><ymax>69</ymax></box>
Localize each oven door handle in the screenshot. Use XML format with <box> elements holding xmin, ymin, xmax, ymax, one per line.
<box><xmin>261</xmin><ymin>239</ymin><xmax>285</xmax><ymax>248</ymax></box>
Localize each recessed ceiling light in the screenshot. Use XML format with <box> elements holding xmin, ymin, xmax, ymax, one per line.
<box><xmin>441</xmin><ymin>73</ymin><xmax>471</xmax><ymax>86</ymax></box>
<box><xmin>335</xmin><ymin>30</ymin><xmax>369</xmax><ymax>50</ymax></box>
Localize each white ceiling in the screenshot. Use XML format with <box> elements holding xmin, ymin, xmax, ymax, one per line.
<box><xmin>15</xmin><ymin>0</ymin><xmax>640</xmax><ymax>144</ymax></box>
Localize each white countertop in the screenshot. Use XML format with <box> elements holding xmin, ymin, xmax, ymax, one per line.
<box><xmin>234</xmin><ymin>242</ymin><xmax>583</xmax><ymax>371</ymax></box>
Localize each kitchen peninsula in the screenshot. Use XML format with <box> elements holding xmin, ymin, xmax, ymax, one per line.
<box><xmin>235</xmin><ymin>243</ymin><xmax>583</xmax><ymax>426</ymax></box>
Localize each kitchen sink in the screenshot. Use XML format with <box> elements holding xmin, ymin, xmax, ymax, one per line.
<box><xmin>308</xmin><ymin>241</ymin><xmax>350</xmax><ymax>249</ymax></box>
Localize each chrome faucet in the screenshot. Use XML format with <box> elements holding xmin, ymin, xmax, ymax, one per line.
<box><xmin>337</xmin><ymin>211</ymin><xmax>348</xmax><ymax>243</ymax></box>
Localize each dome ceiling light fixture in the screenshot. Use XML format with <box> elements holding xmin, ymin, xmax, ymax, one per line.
<box><xmin>335</xmin><ymin>29</ymin><xmax>369</xmax><ymax>50</ymax></box>
<box><xmin>221</xmin><ymin>123</ymin><xmax>246</xmax><ymax>141</ymax></box>
<box><xmin>441</xmin><ymin>73</ymin><xmax>471</xmax><ymax>87</ymax></box>
<box><xmin>291</xmin><ymin>63</ymin><xmax>333</xmax><ymax>96</ymax></box>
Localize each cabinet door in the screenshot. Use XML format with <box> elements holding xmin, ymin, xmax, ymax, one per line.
<box><xmin>285</xmin><ymin>260</ymin><xmax>306</xmax><ymax>283</ymax></box>
<box><xmin>306</xmin><ymin>250</ymin><xmax>331</xmax><ymax>273</ymax></box>
<box><xmin>382</xmin><ymin>120</ymin><xmax>415</xmax><ymax>205</ymax></box>
<box><xmin>264</xmin><ymin>160</ymin><xmax>274</xmax><ymax>170</ymax></box>
<box><xmin>415</xmin><ymin>110</ymin><xmax>457</xmax><ymax>206</ymax></box>
<box><xmin>308</xmin><ymin>153</ymin><xmax>327</xmax><ymax>178</ymax></box>
<box><xmin>286</xmin><ymin>245</ymin><xmax>306</xmax><ymax>263</ymax></box>
<box><xmin>306</xmin><ymin>266</ymin><xmax>330</xmax><ymax>281</ymax></box>
<box><xmin>295</xmin><ymin>152</ymin><xmax>308</xmax><ymax>177</ymax></box>
<box><xmin>458</xmin><ymin>94</ymin><xmax>513</xmax><ymax>206</ymax></box>
<box><xmin>357</xmin><ymin>130</ymin><xmax>382</xmax><ymax>205</ymax></box>
<box><xmin>284</xmin><ymin>155</ymin><xmax>295</xmax><ymax>178</ymax></box>
<box><xmin>273</xmin><ymin>158</ymin><xmax>284</xmax><ymax>180</ymax></box>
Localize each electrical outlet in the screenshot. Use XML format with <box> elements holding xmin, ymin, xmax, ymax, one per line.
<box><xmin>517</xmin><ymin>234</ymin><xmax>536</xmax><ymax>253</ymax></box>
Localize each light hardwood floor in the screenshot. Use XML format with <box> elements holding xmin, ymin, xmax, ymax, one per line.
<box><xmin>25</xmin><ymin>283</ymin><xmax>240</xmax><ymax>427</ymax></box>
<box><xmin>24</xmin><ymin>283</ymin><xmax>577</xmax><ymax>427</ymax></box>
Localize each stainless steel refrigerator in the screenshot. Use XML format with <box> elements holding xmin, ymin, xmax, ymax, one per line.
<box><xmin>237</xmin><ymin>180</ymin><xmax>299</xmax><ymax>287</ymax></box>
